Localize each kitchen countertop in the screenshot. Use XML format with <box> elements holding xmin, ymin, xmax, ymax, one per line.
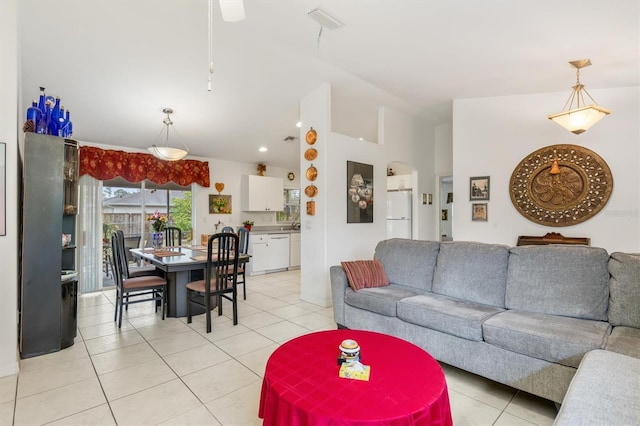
<box><xmin>250</xmin><ymin>227</ymin><xmax>300</xmax><ymax>235</ymax></box>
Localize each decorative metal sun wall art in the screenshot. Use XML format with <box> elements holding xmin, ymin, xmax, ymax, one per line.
<box><xmin>509</xmin><ymin>144</ymin><xmax>613</xmax><ymax>227</ymax></box>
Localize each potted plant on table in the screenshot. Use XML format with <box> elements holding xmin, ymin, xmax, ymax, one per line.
<box><xmin>148</xmin><ymin>211</ymin><xmax>167</xmax><ymax>249</ymax></box>
<box><xmin>242</xmin><ymin>220</ymin><xmax>254</xmax><ymax>231</ymax></box>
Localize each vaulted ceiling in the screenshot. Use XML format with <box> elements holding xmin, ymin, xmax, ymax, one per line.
<box><xmin>18</xmin><ymin>0</ymin><xmax>639</xmax><ymax>170</ymax></box>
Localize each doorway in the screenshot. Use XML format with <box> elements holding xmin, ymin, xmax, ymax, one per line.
<box><xmin>439</xmin><ymin>175</ymin><xmax>453</xmax><ymax>241</ymax></box>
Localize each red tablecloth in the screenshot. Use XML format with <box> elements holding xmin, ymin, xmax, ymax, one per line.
<box><xmin>259</xmin><ymin>330</ymin><xmax>452</xmax><ymax>426</ymax></box>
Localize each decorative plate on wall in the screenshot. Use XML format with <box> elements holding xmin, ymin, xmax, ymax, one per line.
<box><xmin>306</xmin><ymin>164</ymin><xmax>318</xmax><ymax>181</ymax></box>
<box><xmin>304</xmin><ymin>148</ymin><xmax>318</xmax><ymax>161</ymax></box>
<box><xmin>305</xmin><ymin>184</ymin><xmax>318</xmax><ymax>197</ymax></box>
<box><xmin>509</xmin><ymin>144</ymin><xmax>613</xmax><ymax>227</ymax></box>
<box><xmin>305</xmin><ymin>127</ymin><xmax>317</xmax><ymax>145</ymax></box>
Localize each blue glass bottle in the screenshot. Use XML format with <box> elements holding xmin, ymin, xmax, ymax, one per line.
<box><xmin>26</xmin><ymin>100</ymin><xmax>41</xmax><ymax>131</ymax></box>
<box><xmin>36</xmin><ymin>99</ymin><xmax>51</xmax><ymax>134</ymax></box>
<box><xmin>37</xmin><ymin>87</ymin><xmax>46</xmax><ymax>117</ymax></box>
<box><xmin>65</xmin><ymin>110</ymin><xmax>72</xmax><ymax>138</ymax></box>
<box><xmin>36</xmin><ymin>87</ymin><xmax>48</xmax><ymax>134</ymax></box>
<box><xmin>48</xmin><ymin>97</ymin><xmax>61</xmax><ymax>136</ymax></box>
<box><xmin>58</xmin><ymin>105</ymin><xmax>67</xmax><ymax>137</ymax></box>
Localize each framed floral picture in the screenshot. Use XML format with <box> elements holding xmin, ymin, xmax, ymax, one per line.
<box><xmin>472</xmin><ymin>203</ymin><xmax>488</xmax><ymax>221</ymax></box>
<box><xmin>209</xmin><ymin>194</ymin><xmax>232</xmax><ymax>214</ymax></box>
<box><xmin>347</xmin><ymin>161</ymin><xmax>374</xmax><ymax>223</ymax></box>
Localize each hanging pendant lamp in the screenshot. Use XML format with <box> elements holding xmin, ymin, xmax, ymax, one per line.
<box><xmin>547</xmin><ymin>59</ymin><xmax>611</xmax><ymax>135</ymax></box>
<box><xmin>148</xmin><ymin>108</ymin><xmax>189</xmax><ymax>161</ymax></box>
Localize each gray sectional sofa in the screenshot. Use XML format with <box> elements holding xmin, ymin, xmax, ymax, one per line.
<box><xmin>330</xmin><ymin>239</ymin><xmax>640</xmax><ymax>410</ymax></box>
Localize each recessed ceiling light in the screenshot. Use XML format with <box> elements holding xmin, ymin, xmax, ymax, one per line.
<box><xmin>259</xmin><ymin>147</ymin><xmax>268</xmax><ymax>152</ymax></box>
<box><xmin>358</xmin><ymin>137</ymin><xmax>364</xmax><ymax>141</ymax></box>
<box><xmin>296</xmin><ymin>121</ymin><xmax>302</xmax><ymax>128</ymax></box>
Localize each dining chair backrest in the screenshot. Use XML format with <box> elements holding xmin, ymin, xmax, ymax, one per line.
<box><xmin>165</xmin><ymin>226</ymin><xmax>182</xmax><ymax>246</ymax></box>
<box><xmin>204</xmin><ymin>232</ymin><xmax>240</xmax><ymax>294</ymax></box>
<box><xmin>237</xmin><ymin>227</ymin><xmax>250</xmax><ymax>254</ymax></box>
<box><xmin>111</xmin><ymin>232</ymin><xmax>128</xmax><ymax>284</ymax></box>
<box><xmin>221</xmin><ymin>226</ymin><xmax>234</xmax><ymax>233</ymax></box>
<box><xmin>114</xmin><ymin>230</ymin><xmax>141</xmax><ymax>263</ymax></box>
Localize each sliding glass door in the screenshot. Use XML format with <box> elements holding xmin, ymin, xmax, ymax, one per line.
<box><xmin>79</xmin><ymin>177</ymin><xmax>192</xmax><ymax>293</ymax></box>
<box><xmin>103</xmin><ymin>179</ymin><xmax>192</xmax><ymax>248</ymax></box>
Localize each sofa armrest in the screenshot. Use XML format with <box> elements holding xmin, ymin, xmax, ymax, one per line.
<box><xmin>554</xmin><ymin>349</ymin><xmax>640</xmax><ymax>425</ymax></box>
<box><xmin>330</xmin><ymin>265</ymin><xmax>349</xmax><ymax>326</ymax></box>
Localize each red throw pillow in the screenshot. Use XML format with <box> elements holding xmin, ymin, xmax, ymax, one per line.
<box><xmin>341</xmin><ymin>259</ymin><xmax>390</xmax><ymax>291</ymax></box>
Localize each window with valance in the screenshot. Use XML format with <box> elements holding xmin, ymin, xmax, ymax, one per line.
<box><xmin>79</xmin><ymin>146</ymin><xmax>210</xmax><ymax>187</ymax></box>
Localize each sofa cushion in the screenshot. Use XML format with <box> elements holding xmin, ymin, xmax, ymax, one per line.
<box><xmin>344</xmin><ymin>284</ymin><xmax>421</xmax><ymax>317</ymax></box>
<box><xmin>432</xmin><ymin>241</ymin><xmax>509</xmax><ymax>308</ymax></box>
<box><xmin>398</xmin><ymin>294</ymin><xmax>503</xmax><ymax>341</ymax></box>
<box><xmin>554</xmin><ymin>350</ymin><xmax>640</xmax><ymax>426</ymax></box>
<box><xmin>608</xmin><ymin>252</ymin><xmax>640</xmax><ymax>328</ymax></box>
<box><xmin>605</xmin><ymin>326</ymin><xmax>640</xmax><ymax>358</ymax></box>
<box><xmin>374</xmin><ymin>239</ymin><xmax>439</xmax><ymax>292</ymax></box>
<box><xmin>483</xmin><ymin>310</ymin><xmax>611</xmax><ymax>368</ymax></box>
<box><xmin>341</xmin><ymin>259</ymin><xmax>389</xmax><ymax>291</ymax></box>
<box><xmin>505</xmin><ymin>245</ymin><xmax>610</xmax><ymax>320</ymax></box>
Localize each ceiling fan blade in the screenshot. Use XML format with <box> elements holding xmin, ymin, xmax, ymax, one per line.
<box><xmin>219</xmin><ymin>0</ymin><xmax>245</xmax><ymax>22</ymax></box>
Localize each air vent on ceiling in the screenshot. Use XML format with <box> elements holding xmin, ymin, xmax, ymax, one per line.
<box><xmin>307</xmin><ymin>7</ymin><xmax>344</xmax><ymax>30</ymax></box>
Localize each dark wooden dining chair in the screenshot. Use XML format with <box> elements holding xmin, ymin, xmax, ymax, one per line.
<box><xmin>236</xmin><ymin>227</ymin><xmax>250</xmax><ymax>300</ymax></box>
<box><xmin>111</xmin><ymin>232</ymin><xmax>167</xmax><ymax>328</ymax></box>
<box><xmin>186</xmin><ymin>232</ymin><xmax>239</xmax><ymax>333</ymax></box>
<box><xmin>221</xmin><ymin>226</ymin><xmax>234</xmax><ymax>233</ymax></box>
<box><xmin>165</xmin><ymin>226</ymin><xmax>182</xmax><ymax>246</ymax></box>
<box><xmin>123</xmin><ymin>234</ymin><xmax>141</xmax><ymax>265</ymax></box>
<box><xmin>115</xmin><ymin>230</ymin><xmax>156</xmax><ymax>278</ymax></box>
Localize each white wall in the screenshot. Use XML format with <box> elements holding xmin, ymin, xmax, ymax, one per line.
<box><xmin>453</xmin><ymin>87</ymin><xmax>640</xmax><ymax>253</ymax></box>
<box><xmin>0</xmin><ymin>0</ymin><xmax>20</xmax><ymax>377</ymax></box>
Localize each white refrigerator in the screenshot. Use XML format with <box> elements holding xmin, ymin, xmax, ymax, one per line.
<box><xmin>386</xmin><ymin>190</ymin><xmax>412</xmax><ymax>239</ymax></box>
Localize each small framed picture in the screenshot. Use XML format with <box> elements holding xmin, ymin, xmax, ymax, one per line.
<box><xmin>470</xmin><ymin>176</ymin><xmax>490</xmax><ymax>201</ymax></box>
<box><xmin>472</xmin><ymin>203</ymin><xmax>488</xmax><ymax>221</ymax></box>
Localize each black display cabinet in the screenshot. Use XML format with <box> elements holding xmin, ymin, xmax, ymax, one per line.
<box><xmin>19</xmin><ymin>133</ymin><xmax>79</xmax><ymax>358</ymax></box>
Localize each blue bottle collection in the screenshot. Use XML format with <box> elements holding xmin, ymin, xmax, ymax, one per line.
<box><xmin>23</xmin><ymin>86</ymin><xmax>73</xmax><ymax>138</ymax></box>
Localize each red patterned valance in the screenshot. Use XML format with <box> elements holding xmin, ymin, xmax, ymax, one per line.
<box><xmin>79</xmin><ymin>146</ymin><xmax>210</xmax><ymax>187</ymax></box>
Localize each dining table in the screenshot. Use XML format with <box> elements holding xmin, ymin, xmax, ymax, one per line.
<box><xmin>130</xmin><ymin>246</ymin><xmax>250</xmax><ymax>317</ymax></box>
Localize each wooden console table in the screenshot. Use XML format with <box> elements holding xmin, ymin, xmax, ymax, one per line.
<box><xmin>517</xmin><ymin>232</ymin><xmax>590</xmax><ymax>246</ymax></box>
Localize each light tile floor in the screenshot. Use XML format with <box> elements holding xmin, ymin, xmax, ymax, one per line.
<box><xmin>3</xmin><ymin>269</ymin><xmax>558</xmax><ymax>425</ymax></box>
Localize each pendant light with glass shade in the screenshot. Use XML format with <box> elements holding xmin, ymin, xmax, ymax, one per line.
<box><xmin>547</xmin><ymin>59</ymin><xmax>611</xmax><ymax>135</ymax></box>
<box><xmin>148</xmin><ymin>108</ymin><xmax>189</xmax><ymax>161</ymax></box>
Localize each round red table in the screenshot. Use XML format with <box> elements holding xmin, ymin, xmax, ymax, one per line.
<box><xmin>258</xmin><ymin>329</ymin><xmax>452</xmax><ymax>426</ymax></box>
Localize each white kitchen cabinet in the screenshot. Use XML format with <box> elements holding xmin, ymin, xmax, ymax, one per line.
<box><xmin>248</xmin><ymin>233</ymin><xmax>290</xmax><ymax>275</ymax></box>
<box><xmin>249</xmin><ymin>235</ymin><xmax>270</xmax><ymax>274</ymax></box>
<box><xmin>289</xmin><ymin>232</ymin><xmax>301</xmax><ymax>268</ymax></box>
<box><xmin>241</xmin><ymin>175</ymin><xmax>284</xmax><ymax>211</ymax></box>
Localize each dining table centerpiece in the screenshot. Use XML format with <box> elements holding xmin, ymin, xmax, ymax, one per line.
<box><xmin>148</xmin><ymin>210</ymin><xmax>167</xmax><ymax>249</ymax></box>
